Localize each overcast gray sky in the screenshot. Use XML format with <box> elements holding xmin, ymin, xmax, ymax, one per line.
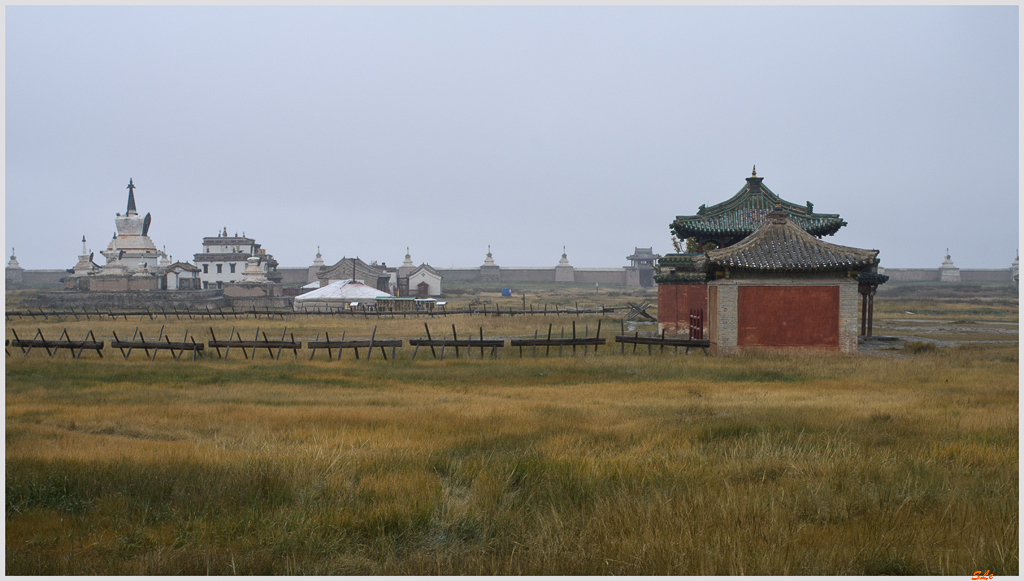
<box><xmin>6</xmin><ymin>6</ymin><xmax>1019</xmax><ymax>271</ymax></box>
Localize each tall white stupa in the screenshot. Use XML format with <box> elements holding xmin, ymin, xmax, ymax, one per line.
<box><xmin>99</xmin><ymin>179</ymin><xmax>167</xmax><ymax>272</ymax></box>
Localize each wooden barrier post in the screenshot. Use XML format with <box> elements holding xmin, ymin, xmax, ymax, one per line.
<box><xmin>310</xmin><ymin>332</ymin><xmax>320</xmax><ymax>361</ymax></box>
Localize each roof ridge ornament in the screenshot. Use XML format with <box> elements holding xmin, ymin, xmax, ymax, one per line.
<box><xmin>751</xmin><ymin>165</ymin><xmax>756</xmax><ymax>178</ymax></box>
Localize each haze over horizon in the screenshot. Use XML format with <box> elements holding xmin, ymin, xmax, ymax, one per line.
<box><xmin>5</xmin><ymin>6</ymin><xmax>1019</xmax><ymax>272</ymax></box>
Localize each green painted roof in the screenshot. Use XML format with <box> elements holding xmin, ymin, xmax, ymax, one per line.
<box><xmin>670</xmin><ymin>175</ymin><xmax>846</xmax><ymax>240</ymax></box>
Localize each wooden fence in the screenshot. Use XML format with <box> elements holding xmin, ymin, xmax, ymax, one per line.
<box><xmin>6</xmin><ymin>303</ymin><xmax>624</xmax><ymax>322</ymax></box>
<box><xmin>7</xmin><ymin>320</ymin><xmax>711</xmax><ymax>361</ymax></box>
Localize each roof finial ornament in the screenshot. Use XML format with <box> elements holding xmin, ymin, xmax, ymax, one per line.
<box><xmin>751</xmin><ymin>165</ymin><xmax>756</xmax><ymax>178</ymax></box>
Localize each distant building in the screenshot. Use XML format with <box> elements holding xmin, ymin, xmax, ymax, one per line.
<box><xmin>625</xmin><ymin>247</ymin><xmax>659</xmax><ymax>288</ymax></box>
<box><xmin>408</xmin><ymin>264</ymin><xmax>443</xmax><ymax>297</ymax></box>
<box><xmin>657</xmin><ymin>169</ymin><xmax>887</xmax><ymax>351</ymax></box>
<box><xmin>163</xmin><ymin>261</ymin><xmax>202</xmax><ymax>290</ymax></box>
<box><xmin>702</xmin><ymin>208</ymin><xmax>882</xmax><ymax>354</ymax></box>
<box><xmin>394</xmin><ymin>249</ymin><xmax>443</xmax><ymax>296</ymax></box>
<box><xmin>193</xmin><ymin>227</ymin><xmax>280</xmax><ymax>289</ymax></box>
<box><xmin>317</xmin><ymin>257</ymin><xmax>392</xmax><ymax>292</ymax></box>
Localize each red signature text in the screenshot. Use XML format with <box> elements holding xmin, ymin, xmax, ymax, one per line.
<box><xmin>972</xmin><ymin>571</ymin><xmax>994</xmax><ymax>580</ymax></box>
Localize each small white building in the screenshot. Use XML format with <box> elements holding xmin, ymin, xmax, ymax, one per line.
<box><xmin>193</xmin><ymin>227</ymin><xmax>280</xmax><ymax>289</ymax></box>
<box><xmin>163</xmin><ymin>261</ymin><xmax>201</xmax><ymax>290</ymax></box>
<box><xmin>395</xmin><ymin>249</ymin><xmax>443</xmax><ymax>296</ymax></box>
<box><xmin>408</xmin><ymin>264</ymin><xmax>443</xmax><ymax>297</ymax></box>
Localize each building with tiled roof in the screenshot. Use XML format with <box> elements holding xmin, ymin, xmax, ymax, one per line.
<box><xmin>657</xmin><ymin>172</ymin><xmax>887</xmax><ymax>352</ymax></box>
<box><xmin>670</xmin><ymin>167</ymin><xmax>846</xmax><ymax>250</ymax></box>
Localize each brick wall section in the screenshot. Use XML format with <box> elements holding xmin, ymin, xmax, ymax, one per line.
<box><xmin>738</xmin><ymin>286</ymin><xmax>839</xmax><ymax>348</ymax></box>
<box><xmin>657</xmin><ymin>284</ymin><xmax>708</xmax><ymax>336</ymax></box>
<box><xmin>709</xmin><ymin>277</ymin><xmax>859</xmax><ymax>355</ymax></box>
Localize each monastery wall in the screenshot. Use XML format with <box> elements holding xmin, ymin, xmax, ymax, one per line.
<box><xmin>276</xmin><ymin>267</ymin><xmax>312</xmax><ymax>285</ymax></box>
<box><xmin>880</xmin><ymin>268</ymin><xmax>1014</xmax><ymax>283</ymax></box>
<box><xmin>880</xmin><ymin>268</ymin><xmax>940</xmax><ymax>282</ymax></box>
<box><xmin>960</xmin><ymin>269</ymin><xmax>1014</xmax><ymax>283</ymax></box>
<box><xmin>435</xmin><ymin>268</ymin><xmax>479</xmax><ymax>282</ymax></box>
<box><xmin>18</xmin><ymin>270</ymin><xmax>66</xmax><ymax>288</ymax></box>
<box><xmin>496</xmin><ymin>268</ymin><xmax>556</xmax><ymax>283</ymax></box>
<box><xmin>11</xmin><ymin>266</ymin><xmax>1016</xmax><ymax>292</ymax></box>
<box><xmin>573</xmin><ymin>269</ymin><xmax>628</xmax><ymax>286</ymax></box>
<box><xmin>24</xmin><ymin>289</ymin><xmax>226</xmax><ymax>310</ymax></box>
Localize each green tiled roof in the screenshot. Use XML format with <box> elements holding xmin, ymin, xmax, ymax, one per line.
<box><xmin>671</xmin><ymin>176</ymin><xmax>846</xmax><ymax>240</ymax></box>
<box><xmin>705</xmin><ymin>209</ymin><xmax>877</xmax><ymax>272</ymax></box>
<box><xmin>654</xmin><ymin>271</ymin><xmax>708</xmax><ymax>284</ymax></box>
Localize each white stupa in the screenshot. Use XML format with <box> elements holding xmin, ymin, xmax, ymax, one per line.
<box><xmin>399</xmin><ymin>247</ymin><xmax>415</xmax><ymax>278</ymax></box>
<box><xmin>940</xmin><ymin>249</ymin><xmax>961</xmax><ymax>283</ymax></box>
<box><xmin>99</xmin><ymin>179</ymin><xmax>167</xmax><ymax>273</ymax></box>
<box><xmin>241</xmin><ymin>256</ymin><xmax>269</xmax><ymax>283</ymax></box>
<box><xmin>482</xmin><ymin>245</ymin><xmax>497</xmax><ymax>267</ymax></box>
<box><xmin>71</xmin><ymin>236</ymin><xmax>97</xmax><ymax>275</ymax></box>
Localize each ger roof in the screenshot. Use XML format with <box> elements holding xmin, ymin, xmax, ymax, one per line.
<box><xmin>704</xmin><ymin>208</ymin><xmax>877</xmax><ymax>272</ymax></box>
<box><xmin>671</xmin><ymin>172</ymin><xmax>846</xmax><ymax>240</ymax></box>
<box><xmin>293</xmin><ymin>280</ymin><xmax>391</xmax><ymax>302</ymax></box>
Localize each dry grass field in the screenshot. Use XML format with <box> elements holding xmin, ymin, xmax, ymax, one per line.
<box><xmin>5</xmin><ymin>286</ymin><xmax>1018</xmax><ymax>575</ymax></box>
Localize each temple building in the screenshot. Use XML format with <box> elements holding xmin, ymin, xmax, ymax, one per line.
<box><xmin>99</xmin><ymin>179</ymin><xmax>167</xmax><ymax>272</ymax></box>
<box><xmin>193</xmin><ymin>228</ymin><xmax>281</xmax><ymax>289</ymax></box>
<box><xmin>657</xmin><ymin>169</ymin><xmax>887</xmax><ymax>353</ymax></box>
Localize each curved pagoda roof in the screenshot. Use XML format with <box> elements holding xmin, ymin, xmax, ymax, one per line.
<box><xmin>705</xmin><ymin>207</ymin><xmax>876</xmax><ymax>272</ymax></box>
<box><xmin>671</xmin><ymin>170</ymin><xmax>847</xmax><ymax>241</ymax></box>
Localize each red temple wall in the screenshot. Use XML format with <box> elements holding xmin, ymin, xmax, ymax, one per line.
<box><xmin>657</xmin><ymin>284</ymin><xmax>708</xmax><ymax>335</ymax></box>
<box><xmin>737</xmin><ymin>286</ymin><xmax>839</xmax><ymax>348</ymax></box>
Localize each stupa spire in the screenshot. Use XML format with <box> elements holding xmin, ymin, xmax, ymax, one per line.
<box><xmin>126</xmin><ymin>178</ymin><xmax>137</xmax><ymax>215</ymax></box>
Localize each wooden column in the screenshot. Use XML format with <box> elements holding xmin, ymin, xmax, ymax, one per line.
<box><xmin>867</xmin><ymin>290</ymin><xmax>875</xmax><ymax>337</ymax></box>
<box><xmin>860</xmin><ymin>291</ymin><xmax>868</xmax><ymax>336</ymax></box>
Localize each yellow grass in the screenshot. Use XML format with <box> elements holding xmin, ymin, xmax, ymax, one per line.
<box><xmin>6</xmin><ymin>337</ymin><xmax>1018</xmax><ymax>574</ymax></box>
